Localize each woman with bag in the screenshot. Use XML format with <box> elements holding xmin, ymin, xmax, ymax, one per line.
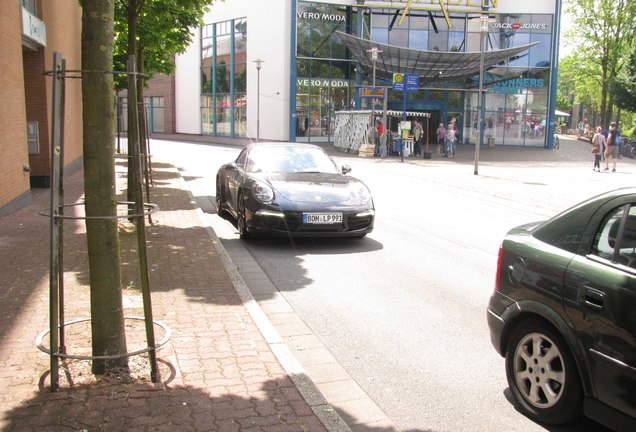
<box><xmin>591</xmin><ymin>126</ymin><xmax>604</xmax><ymax>172</ymax></box>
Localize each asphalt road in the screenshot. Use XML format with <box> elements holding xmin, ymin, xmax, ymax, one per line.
<box><xmin>150</xmin><ymin>135</ymin><xmax>630</xmax><ymax>431</ymax></box>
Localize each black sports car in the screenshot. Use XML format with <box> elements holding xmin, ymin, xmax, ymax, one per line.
<box><xmin>487</xmin><ymin>188</ymin><xmax>636</xmax><ymax>431</ymax></box>
<box><xmin>216</xmin><ymin>143</ymin><xmax>375</xmax><ymax>239</ymax></box>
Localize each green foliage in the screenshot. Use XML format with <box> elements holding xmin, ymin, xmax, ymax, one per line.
<box><xmin>560</xmin><ymin>0</ymin><xmax>636</xmax><ymax>125</ymax></box>
<box><xmin>114</xmin><ymin>0</ymin><xmax>219</xmax><ymax>90</ymax></box>
<box><xmin>610</xmin><ymin>46</ymin><xmax>636</xmax><ymax>113</ymax></box>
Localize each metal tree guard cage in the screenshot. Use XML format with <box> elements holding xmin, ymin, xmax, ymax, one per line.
<box><xmin>40</xmin><ymin>52</ymin><xmax>169</xmax><ymax>391</ymax></box>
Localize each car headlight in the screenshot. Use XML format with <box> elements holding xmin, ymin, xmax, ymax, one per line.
<box><xmin>252</xmin><ymin>181</ymin><xmax>275</xmax><ymax>203</ymax></box>
<box><xmin>352</xmin><ymin>183</ymin><xmax>372</xmax><ymax>203</ymax></box>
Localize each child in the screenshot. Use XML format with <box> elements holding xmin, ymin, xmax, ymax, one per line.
<box><xmin>591</xmin><ymin>126</ymin><xmax>605</xmax><ymax>172</ymax></box>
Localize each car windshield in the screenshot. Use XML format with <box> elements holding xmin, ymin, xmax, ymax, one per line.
<box><xmin>246</xmin><ymin>146</ymin><xmax>338</xmax><ymax>174</ymax></box>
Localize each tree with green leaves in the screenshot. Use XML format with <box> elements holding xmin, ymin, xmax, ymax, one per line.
<box><xmin>610</xmin><ymin>46</ymin><xmax>636</xmax><ymax>113</ymax></box>
<box><xmin>80</xmin><ymin>0</ymin><xmax>128</xmax><ymax>374</ymax></box>
<box><xmin>114</xmin><ymin>0</ymin><xmax>218</xmax><ymax>204</ymax></box>
<box><xmin>561</xmin><ymin>0</ymin><xmax>636</xmax><ymax>126</ymax></box>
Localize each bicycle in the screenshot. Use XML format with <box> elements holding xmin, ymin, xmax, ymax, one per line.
<box><xmin>619</xmin><ymin>137</ymin><xmax>636</xmax><ymax>159</ymax></box>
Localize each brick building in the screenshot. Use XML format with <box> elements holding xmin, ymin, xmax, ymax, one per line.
<box><xmin>0</xmin><ymin>0</ymin><xmax>83</xmax><ymax>216</ymax></box>
<box><xmin>117</xmin><ymin>72</ymin><xmax>176</xmax><ymax>137</ymax></box>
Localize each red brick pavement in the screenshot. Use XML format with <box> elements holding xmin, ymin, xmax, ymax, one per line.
<box><xmin>0</xmin><ymin>159</ymin><xmax>331</xmax><ymax>431</ymax></box>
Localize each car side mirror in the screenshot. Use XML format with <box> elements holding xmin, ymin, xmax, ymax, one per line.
<box><xmin>341</xmin><ymin>164</ymin><xmax>352</xmax><ymax>175</ymax></box>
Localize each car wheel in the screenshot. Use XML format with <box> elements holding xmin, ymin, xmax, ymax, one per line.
<box><xmin>215</xmin><ymin>175</ymin><xmax>228</xmax><ymax>217</ymax></box>
<box><xmin>505</xmin><ymin>319</ymin><xmax>583</xmax><ymax>425</ymax></box>
<box><xmin>237</xmin><ymin>193</ymin><xmax>251</xmax><ymax>240</ymax></box>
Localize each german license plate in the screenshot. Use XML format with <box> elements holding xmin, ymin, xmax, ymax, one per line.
<box><xmin>303</xmin><ymin>213</ymin><xmax>342</xmax><ymax>224</ymax></box>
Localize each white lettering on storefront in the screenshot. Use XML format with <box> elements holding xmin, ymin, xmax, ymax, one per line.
<box><xmin>491</xmin><ymin>22</ymin><xmax>548</xmax><ymax>30</ymax></box>
<box><xmin>297</xmin><ymin>12</ymin><xmax>347</xmax><ymax>23</ymax></box>
<box><xmin>297</xmin><ymin>78</ymin><xmax>350</xmax><ymax>88</ymax></box>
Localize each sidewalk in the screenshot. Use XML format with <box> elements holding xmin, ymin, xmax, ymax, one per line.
<box><xmin>0</xmin><ymin>158</ymin><xmax>348</xmax><ymax>431</ymax></box>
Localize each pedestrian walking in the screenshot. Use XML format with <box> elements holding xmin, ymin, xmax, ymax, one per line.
<box><xmin>604</xmin><ymin>122</ymin><xmax>620</xmax><ymax>172</ymax></box>
<box><xmin>591</xmin><ymin>126</ymin><xmax>604</xmax><ymax>172</ymax></box>
<box><xmin>446</xmin><ymin>124</ymin><xmax>456</xmax><ymax>158</ymax></box>
<box><xmin>413</xmin><ymin>120</ymin><xmax>423</xmax><ymax>156</ymax></box>
<box><xmin>436</xmin><ymin>123</ymin><xmax>446</xmax><ymax>155</ymax></box>
<box><xmin>376</xmin><ymin>120</ymin><xmax>384</xmax><ymax>156</ymax></box>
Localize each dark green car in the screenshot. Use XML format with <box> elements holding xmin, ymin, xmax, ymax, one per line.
<box><xmin>487</xmin><ymin>188</ymin><xmax>636</xmax><ymax>431</ymax></box>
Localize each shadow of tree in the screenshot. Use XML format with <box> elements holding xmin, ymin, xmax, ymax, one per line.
<box><xmin>2</xmin><ymin>372</ymin><xmax>329</xmax><ymax>431</ymax></box>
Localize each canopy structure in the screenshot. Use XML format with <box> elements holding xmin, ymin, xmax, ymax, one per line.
<box><xmin>335</xmin><ymin>31</ymin><xmax>540</xmax><ymax>87</ymax></box>
<box><xmin>555</xmin><ymin>109</ymin><xmax>571</xmax><ymax>117</ymax></box>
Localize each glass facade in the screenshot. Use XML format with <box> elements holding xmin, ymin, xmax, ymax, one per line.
<box><xmin>294</xmin><ymin>2</ymin><xmax>556</xmax><ymax>147</ymax></box>
<box><xmin>201</xmin><ymin>18</ymin><xmax>247</xmax><ymax>137</ymax></box>
<box><xmin>295</xmin><ymin>2</ymin><xmax>358</xmax><ymax>142</ymax></box>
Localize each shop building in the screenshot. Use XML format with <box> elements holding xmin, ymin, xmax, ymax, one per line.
<box><xmin>1</xmin><ymin>0</ymin><xmax>83</xmax><ymax>216</ymax></box>
<box><xmin>168</xmin><ymin>0</ymin><xmax>563</xmax><ymax>149</ymax></box>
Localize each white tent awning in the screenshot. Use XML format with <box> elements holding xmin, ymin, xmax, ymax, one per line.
<box><xmin>555</xmin><ymin>109</ymin><xmax>571</xmax><ymax>117</ymax></box>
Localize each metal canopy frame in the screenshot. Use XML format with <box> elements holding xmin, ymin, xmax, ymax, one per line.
<box><xmin>335</xmin><ymin>31</ymin><xmax>540</xmax><ymax>87</ymax></box>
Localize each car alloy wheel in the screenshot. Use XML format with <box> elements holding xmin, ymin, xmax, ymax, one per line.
<box><xmin>505</xmin><ymin>319</ymin><xmax>583</xmax><ymax>425</ymax></box>
<box><xmin>237</xmin><ymin>193</ymin><xmax>251</xmax><ymax>240</ymax></box>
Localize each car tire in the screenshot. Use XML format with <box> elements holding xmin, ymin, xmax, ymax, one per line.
<box><xmin>505</xmin><ymin>319</ymin><xmax>583</xmax><ymax>425</ymax></box>
<box><xmin>215</xmin><ymin>175</ymin><xmax>228</xmax><ymax>217</ymax></box>
<box><xmin>237</xmin><ymin>193</ymin><xmax>251</xmax><ymax>240</ymax></box>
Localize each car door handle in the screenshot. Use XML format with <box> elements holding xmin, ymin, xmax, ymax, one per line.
<box><xmin>582</xmin><ymin>286</ymin><xmax>605</xmax><ymax>311</ymax></box>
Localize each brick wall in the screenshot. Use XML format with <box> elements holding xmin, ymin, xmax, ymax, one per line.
<box><xmin>1</xmin><ymin>0</ymin><xmax>83</xmax><ymax>212</ymax></box>
<box><xmin>146</xmin><ymin>73</ymin><xmax>176</xmax><ymax>134</ymax></box>
<box><xmin>0</xmin><ymin>2</ymin><xmax>30</xmax><ymax>209</ymax></box>
<box><xmin>42</xmin><ymin>0</ymin><xmax>83</xmax><ymax>167</ymax></box>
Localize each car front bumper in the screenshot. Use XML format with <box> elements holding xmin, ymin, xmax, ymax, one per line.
<box><xmin>248</xmin><ymin>208</ymin><xmax>375</xmax><ymax>237</ymax></box>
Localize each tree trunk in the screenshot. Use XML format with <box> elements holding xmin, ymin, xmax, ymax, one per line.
<box><xmin>81</xmin><ymin>0</ymin><xmax>128</xmax><ymax>374</ymax></box>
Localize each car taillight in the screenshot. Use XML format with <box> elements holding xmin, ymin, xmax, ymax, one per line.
<box><xmin>495</xmin><ymin>244</ymin><xmax>503</xmax><ymax>292</ymax></box>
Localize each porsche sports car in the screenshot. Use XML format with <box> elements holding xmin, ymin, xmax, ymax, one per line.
<box><xmin>215</xmin><ymin>143</ymin><xmax>375</xmax><ymax>239</ymax></box>
<box><xmin>487</xmin><ymin>188</ymin><xmax>636</xmax><ymax>431</ymax></box>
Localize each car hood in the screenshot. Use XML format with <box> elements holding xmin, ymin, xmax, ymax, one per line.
<box><xmin>261</xmin><ymin>172</ymin><xmax>355</xmax><ymax>203</ymax></box>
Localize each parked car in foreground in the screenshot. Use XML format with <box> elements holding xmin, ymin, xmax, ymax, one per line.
<box><xmin>487</xmin><ymin>188</ymin><xmax>636</xmax><ymax>431</ymax></box>
<box><xmin>216</xmin><ymin>142</ymin><xmax>375</xmax><ymax>239</ymax></box>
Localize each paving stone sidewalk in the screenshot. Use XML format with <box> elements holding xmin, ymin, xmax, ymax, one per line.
<box><xmin>0</xmin><ymin>158</ymin><xmax>344</xmax><ymax>431</ymax></box>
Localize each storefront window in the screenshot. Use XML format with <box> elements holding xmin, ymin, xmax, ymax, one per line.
<box><xmin>529</xmin><ymin>33</ymin><xmax>552</xmax><ymax>67</ymax></box>
<box><xmin>429</xmin><ymin>90</ymin><xmax>444</xmax><ymax>101</ymax></box>
<box><xmin>200</xmin><ymin>17</ymin><xmax>247</xmax><ymax>137</ymax></box>
<box><xmin>448</xmin><ymin>91</ymin><xmax>462</xmax><ymax>109</ymax></box>
<box><xmin>293</xmin><ymin>3</ymin><xmax>555</xmax><ymax>147</ymax></box>
<box><xmin>296</xmin><ymin>2</ymin><xmax>356</xmax><ymax>142</ymax></box>
<box><xmin>389</xmin><ymin>29</ymin><xmax>409</xmax><ymax>48</ymax></box>
<box><xmin>409</xmin><ymin>30</ymin><xmax>428</xmax><ymax>50</ymax></box>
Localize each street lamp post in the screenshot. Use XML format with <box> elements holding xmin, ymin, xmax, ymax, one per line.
<box><xmin>254</xmin><ymin>58</ymin><xmax>264</xmax><ymax>142</ymax></box>
<box><xmin>474</xmin><ymin>15</ymin><xmax>489</xmax><ymax>176</ymax></box>
<box><xmin>367</xmin><ymin>47</ymin><xmax>382</xmax><ymax>155</ymax></box>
